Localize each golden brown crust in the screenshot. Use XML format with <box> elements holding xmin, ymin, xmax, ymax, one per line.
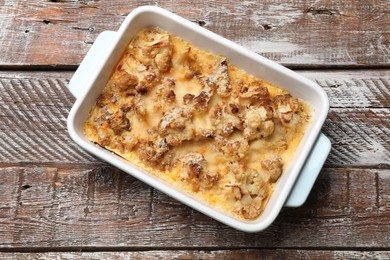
<box><xmin>273</xmin><ymin>94</ymin><xmax>300</xmax><ymax>125</ymax></box>
<box><xmin>84</xmin><ymin>27</ymin><xmax>312</xmax><ymax>220</ymax></box>
<box><xmin>261</xmin><ymin>158</ymin><xmax>283</xmax><ymax>183</ymax></box>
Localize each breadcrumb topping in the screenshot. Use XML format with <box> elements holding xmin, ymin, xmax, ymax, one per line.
<box><xmin>84</xmin><ymin>27</ymin><xmax>312</xmax><ymax>220</ymax></box>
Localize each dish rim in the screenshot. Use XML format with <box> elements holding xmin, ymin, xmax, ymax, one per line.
<box><xmin>67</xmin><ymin>6</ymin><xmax>329</xmax><ymax>232</ymax></box>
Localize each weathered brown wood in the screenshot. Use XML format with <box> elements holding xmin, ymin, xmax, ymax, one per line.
<box><xmin>300</xmin><ymin>70</ymin><xmax>390</xmax><ymax>108</ymax></box>
<box><xmin>0</xmin><ymin>71</ymin><xmax>389</xmax><ymax>167</ymax></box>
<box><xmin>0</xmin><ymin>166</ymin><xmax>388</xmax><ymax>248</ymax></box>
<box><xmin>0</xmin><ymin>1</ymin><xmax>388</xmax><ymax>67</ymax></box>
<box><xmin>1</xmin><ymin>250</ymin><xmax>390</xmax><ymax>259</ymax></box>
<box><xmin>324</xmin><ymin>109</ymin><xmax>389</xmax><ymax>167</ymax></box>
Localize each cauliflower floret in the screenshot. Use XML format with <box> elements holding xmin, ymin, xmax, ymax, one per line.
<box><xmin>228</xmin><ymin>169</ymin><xmax>270</xmax><ymax>219</ymax></box>
<box><xmin>154</xmin><ymin>78</ymin><xmax>176</xmax><ymax>105</ymax></box>
<box><xmin>243</xmin><ymin>106</ymin><xmax>274</xmax><ymax>141</ymax></box>
<box><xmin>206</xmin><ymin>60</ymin><xmax>231</xmax><ymax>98</ymax></box>
<box><xmin>273</xmin><ymin>94</ymin><xmax>299</xmax><ymax>125</ymax></box>
<box><xmin>180</xmin><ymin>152</ymin><xmax>206</xmax><ymax>180</ymax></box>
<box><xmin>239</xmin><ymin>195</ymin><xmax>263</xmax><ymax>219</ymax></box>
<box><xmin>111</xmin><ymin>69</ymin><xmax>139</xmax><ymax>90</ymax></box>
<box><xmin>215</xmin><ymin>136</ymin><xmax>249</xmax><ymax>160</ymax></box>
<box><xmin>195</xmin><ymin>128</ymin><xmax>216</xmax><ymax>140</ymax></box>
<box><xmin>139</xmin><ymin>30</ymin><xmax>173</xmax><ymax>72</ymax></box>
<box><xmin>158</xmin><ymin>106</ymin><xmax>195</xmax><ymax>146</ymax></box>
<box><xmin>112</xmin><ymin>131</ymin><xmax>138</xmax><ymax>154</ymax></box>
<box><xmin>107</xmin><ymin>109</ymin><xmax>130</xmax><ymax>134</ymax></box>
<box><xmin>210</xmin><ymin>104</ymin><xmax>243</xmax><ymax>137</ymax></box>
<box><xmin>135</xmin><ymin>136</ymin><xmax>170</xmax><ymax>164</ymax></box>
<box><xmin>239</xmin><ymin>85</ymin><xmax>270</xmax><ymax>106</ymax></box>
<box><xmin>95</xmin><ymin>107</ymin><xmax>130</xmax><ymax>136</ymax></box>
<box><xmin>192</xmin><ymin>80</ymin><xmax>214</xmax><ymax>113</ymax></box>
<box><xmin>261</xmin><ymin>157</ymin><xmax>283</xmax><ymax>182</ymax></box>
<box><xmin>180</xmin><ymin>153</ymin><xmax>219</xmax><ymax>191</ymax></box>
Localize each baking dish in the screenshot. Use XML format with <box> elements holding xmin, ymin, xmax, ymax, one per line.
<box><xmin>67</xmin><ymin>6</ymin><xmax>331</xmax><ymax>232</ymax></box>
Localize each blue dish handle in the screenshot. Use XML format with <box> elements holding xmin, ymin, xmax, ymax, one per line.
<box><xmin>284</xmin><ymin>133</ymin><xmax>331</xmax><ymax>207</ymax></box>
<box><xmin>68</xmin><ymin>31</ymin><xmax>331</xmax><ymax>208</ymax></box>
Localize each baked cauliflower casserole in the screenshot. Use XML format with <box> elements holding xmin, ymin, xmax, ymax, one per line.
<box><xmin>84</xmin><ymin>28</ymin><xmax>312</xmax><ymax>219</ymax></box>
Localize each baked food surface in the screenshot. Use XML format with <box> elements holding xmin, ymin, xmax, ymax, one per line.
<box><xmin>84</xmin><ymin>28</ymin><xmax>312</xmax><ymax>219</ymax></box>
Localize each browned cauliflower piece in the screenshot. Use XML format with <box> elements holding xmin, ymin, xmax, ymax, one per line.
<box><xmin>142</xmin><ymin>32</ymin><xmax>172</xmax><ymax>72</ymax></box>
<box><xmin>155</xmin><ymin>48</ymin><xmax>172</xmax><ymax>72</ymax></box>
<box><xmin>111</xmin><ymin>131</ymin><xmax>138</xmax><ymax>154</ymax></box>
<box><xmin>240</xmin><ymin>85</ymin><xmax>269</xmax><ymax>99</ymax></box>
<box><xmin>96</xmin><ymin>92</ymin><xmax>116</xmax><ymax>108</ymax></box>
<box><xmin>195</xmin><ymin>128</ymin><xmax>216</xmax><ymax>140</ymax></box>
<box><xmin>239</xmin><ymin>85</ymin><xmax>270</xmax><ymax>106</ymax></box>
<box><xmin>107</xmin><ymin>109</ymin><xmax>130</xmax><ymax>134</ymax></box>
<box><xmin>95</xmin><ymin>127</ymin><xmax>112</xmax><ymax>147</ymax></box>
<box><xmin>111</xmin><ymin>69</ymin><xmax>139</xmax><ymax>91</ymax></box>
<box><xmin>135</xmin><ymin>136</ymin><xmax>170</xmax><ymax>164</ymax></box>
<box><xmin>119</xmin><ymin>132</ymin><xmax>138</xmax><ymax>152</ymax></box>
<box><xmin>180</xmin><ymin>152</ymin><xmax>206</xmax><ymax>180</ymax></box>
<box><xmin>243</xmin><ymin>106</ymin><xmax>274</xmax><ymax>141</ymax></box>
<box><xmin>135</xmin><ymin>72</ymin><xmax>159</xmax><ymax>94</ymax></box>
<box><xmin>158</xmin><ymin>106</ymin><xmax>191</xmax><ymax>131</ymax></box>
<box><xmin>210</xmin><ymin>104</ymin><xmax>243</xmax><ymax>137</ymax></box>
<box><xmin>273</xmin><ymin>94</ymin><xmax>299</xmax><ymax>125</ymax></box>
<box><xmin>229</xmin><ymin>169</ymin><xmax>269</xmax><ymax>219</ymax></box>
<box><xmin>183</xmin><ymin>93</ymin><xmax>195</xmax><ymax>105</ymax></box>
<box><xmin>94</xmin><ymin>107</ymin><xmax>130</xmax><ymax>135</ymax></box>
<box><xmin>261</xmin><ymin>157</ymin><xmax>283</xmax><ymax>182</ymax></box>
<box><xmin>134</xmin><ymin>97</ymin><xmax>147</xmax><ymax>117</ymax></box>
<box><xmin>154</xmin><ymin>78</ymin><xmax>176</xmax><ymax>104</ymax></box>
<box><xmin>206</xmin><ymin>60</ymin><xmax>231</xmax><ymax>98</ymax></box>
<box><xmin>114</xmin><ymin>29</ymin><xmax>172</xmax><ymax>94</ymax></box>
<box><xmin>121</xmin><ymin>52</ymin><xmax>161</xmax><ymax>94</ymax></box>
<box><xmin>239</xmin><ymin>194</ymin><xmax>263</xmax><ymax>219</ymax></box>
<box><xmin>182</xmin><ymin>48</ymin><xmax>196</xmax><ymax>79</ymax></box>
<box><xmin>192</xmin><ymin>80</ymin><xmax>214</xmax><ymax>113</ymax></box>
<box><xmin>158</xmin><ymin>106</ymin><xmax>195</xmax><ymax>146</ymax></box>
<box><xmin>180</xmin><ymin>152</ymin><xmax>219</xmax><ymax>191</ymax></box>
<box><xmin>215</xmin><ymin>136</ymin><xmax>249</xmax><ymax>160</ymax></box>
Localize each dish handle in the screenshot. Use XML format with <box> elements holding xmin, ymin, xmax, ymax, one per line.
<box><xmin>284</xmin><ymin>133</ymin><xmax>331</xmax><ymax>207</ymax></box>
<box><xmin>68</xmin><ymin>31</ymin><xmax>331</xmax><ymax>208</ymax></box>
<box><xmin>68</xmin><ymin>31</ymin><xmax>117</xmax><ymax>99</ymax></box>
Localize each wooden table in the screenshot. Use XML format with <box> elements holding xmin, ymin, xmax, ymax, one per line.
<box><xmin>0</xmin><ymin>1</ymin><xmax>389</xmax><ymax>259</ymax></box>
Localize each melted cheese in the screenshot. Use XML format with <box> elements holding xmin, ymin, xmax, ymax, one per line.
<box><xmin>84</xmin><ymin>28</ymin><xmax>312</xmax><ymax>220</ymax></box>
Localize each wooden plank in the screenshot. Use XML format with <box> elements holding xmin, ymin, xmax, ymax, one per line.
<box><xmin>299</xmin><ymin>70</ymin><xmax>390</xmax><ymax>108</ymax></box>
<box><xmin>323</xmin><ymin>109</ymin><xmax>389</xmax><ymax>167</ymax></box>
<box><xmin>0</xmin><ymin>1</ymin><xmax>388</xmax><ymax>67</ymax></box>
<box><xmin>0</xmin><ymin>167</ymin><xmax>389</xmax><ymax>248</ymax></box>
<box><xmin>0</xmin><ymin>71</ymin><xmax>389</xmax><ymax>167</ymax></box>
<box><xmin>1</xmin><ymin>70</ymin><xmax>388</xmax><ymax>108</ymax></box>
<box><xmin>0</xmin><ymin>251</ymin><xmax>390</xmax><ymax>259</ymax></box>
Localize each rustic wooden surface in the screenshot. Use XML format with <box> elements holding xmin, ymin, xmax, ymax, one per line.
<box><xmin>0</xmin><ymin>0</ymin><xmax>389</xmax><ymax>259</ymax></box>
<box><xmin>0</xmin><ymin>0</ymin><xmax>389</xmax><ymax>68</ymax></box>
<box><xmin>1</xmin><ymin>251</ymin><xmax>390</xmax><ymax>260</ymax></box>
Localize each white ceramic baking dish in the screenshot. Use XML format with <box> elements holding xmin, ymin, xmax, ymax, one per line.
<box><xmin>67</xmin><ymin>6</ymin><xmax>331</xmax><ymax>232</ymax></box>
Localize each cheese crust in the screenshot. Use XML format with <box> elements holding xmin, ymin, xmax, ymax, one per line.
<box><xmin>84</xmin><ymin>28</ymin><xmax>312</xmax><ymax>220</ymax></box>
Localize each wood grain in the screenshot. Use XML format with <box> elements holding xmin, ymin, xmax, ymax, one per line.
<box><xmin>300</xmin><ymin>70</ymin><xmax>390</xmax><ymax>108</ymax></box>
<box><xmin>0</xmin><ymin>71</ymin><xmax>389</xmax><ymax>167</ymax></box>
<box><xmin>0</xmin><ymin>0</ymin><xmax>388</xmax><ymax>256</ymax></box>
<box><xmin>0</xmin><ymin>1</ymin><xmax>389</xmax><ymax>67</ymax></box>
<box><xmin>1</xmin><ymin>251</ymin><xmax>390</xmax><ymax>259</ymax></box>
<box><xmin>0</xmin><ymin>166</ymin><xmax>389</xmax><ymax>248</ymax></box>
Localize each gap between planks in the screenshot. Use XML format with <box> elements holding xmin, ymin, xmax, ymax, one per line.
<box><xmin>0</xmin><ymin>247</ymin><xmax>390</xmax><ymax>253</ymax></box>
<box><xmin>0</xmin><ymin>64</ymin><xmax>389</xmax><ymax>72</ymax></box>
<box><xmin>0</xmin><ymin>163</ymin><xmax>387</xmax><ymax>170</ymax></box>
